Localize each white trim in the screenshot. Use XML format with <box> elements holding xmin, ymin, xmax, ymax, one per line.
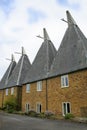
<box><xmin>37</xmin><ymin>81</ymin><xmax>42</xmax><ymax>91</ymax></box>
<box><xmin>62</xmin><ymin>102</ymin><xmax>71</xmax><ymax>116</ymax></box>
<box><xmin>26</xmin><ymin>84</ymin><xmax>30</xmax><ymax>93</ymax></box>
<box><xmin>17</xmin><ymin>55</ymin><xmax>24</xmax><ymax>85</ymax></box>
<box><xmin>25</xmin><ymin>103</ymin><xmax>30</xmax><ymax>113</ymax></box>
<box><xmin>36</xmin><ymin>102</ymin><xmax>42</xmax><ymax>113</ymax></box>
<box><xmin>61</xmin><ymin>75</ymin><xmax>69</xmax><ymax>88</ymax></box>
<box><xmin>11</xmin><ymin>87</ymin><xmax>14</xmax><ymax>95</ymax></box>
<box><xmin>6</xmin><ymin>89</ymin><xmax>8</xmax><ymax>96</ymax></box>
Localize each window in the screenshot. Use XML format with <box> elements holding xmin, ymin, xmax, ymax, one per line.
<box><xmin>6</xmin><ymin>89</ymin><xmax>8</xmax><ymax>96</ymax></box>
<box><xmin>62</xmin><ymin>102</ymin><xmax>71</xmax><ymax>116</ymax></box>
<box><xmin>25</xmin><ymin>103</ymin><xmax>30</xmax><ymax>113</ymax></box>
<box><xmin>61</xmin><ymin>75</ymin><xmax>69</xmax><ymax>87</ymax></box>
<box><xmin>36</xmin><ymin>103</ymin><xmax>42</xmax><ymax>113</ymax></box>
<box><xmin>26</xmin><ymin>84</ymin><xmax>30</xmax><ymax>93</ymax></box>
<box><xmin>37</xmin><ymin>81</ymin><xmax>42</xmax><ymax>91</ymax></box>
<box><xmin>11</xmin><ymin>87</ymin><xmax>14</xmax><ymax>95</ymax></box>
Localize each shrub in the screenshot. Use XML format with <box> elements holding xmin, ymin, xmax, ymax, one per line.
<box><xmin>37</xmin><ymin>112</ymin><xmax>46</xmax><ymax>118</ymax></box>
<box><xmin>45</xmin><ymin>111</ymin><xmax>55</xmax><ymax>118</ymax></box>
<box><xmin>64</xmin><ymin>113</ymin><xmax>74</xmax><ymax>119</ymax></box>
<box><xmin>25</xmin><ymin>110</ymin><xmax>38</xmax><ymax>117</ymax></box>
<box><xmin>0</xmin><ymin>107</ymin><xmax>6</xmax><ymax>110</ymax></box>
<box><xmin>4</xmin><ymin>96</ymin><xmax>18</xmax><ymax>113</ymax></box>
<box><xmin>8</xmin><ymin>109</ymin><xmax>14</xmax><ymax>113</ymax></box>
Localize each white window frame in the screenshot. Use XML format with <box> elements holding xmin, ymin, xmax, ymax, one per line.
<box><xmin>62</xmin><ymin>102</ymin><xmax>71</xmax><ymax>116</ymax></box>
<box><xmin>26</xmin><ymin>84</ymin><xmax>30</xmax><ymax>93</ymax></box>
<box><xmin>11</xmin><ymin>87</ymin><xmax>14</xmax><ymax>95</ymax></box>
<box><xmin>61</xmin><ymin>75</ymin><xmax>69</xmax><ymax>88</ymax></box>
<box><xmin>6</xmin><ymin>89</ymin><xmax>8</xmax><ymax>96</ymax></box>
<box><xmin>37</xmin><ymin>81</ymin><xmax>42</xmax><ymax>91</ymax></box>
<box><xmin>36</xmin><ymin>103</ymin><xmax>42</xmax><ymax>113</ymax></box>
<box><xmin>25</xmin><ymin>103</ymin><xmax>30</xmax><ymax>113</ymax></box>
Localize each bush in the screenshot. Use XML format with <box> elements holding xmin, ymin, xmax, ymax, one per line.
<box><xmin>4</xmin><ymin>96</ymin><xmax>18</xmax><ymax>113</ymax></box>
<box><xmin>45</xmin><ymin>111</ymin><xmax>55</xmax><ymax>118</ymax></box>
<box><xmin>37</xmin><ymin>112</ymin><xmax>46</xmax><ymax>118</ymax></box>
<box><xmin>7</xmin><ymin>109</ymin><xmax>14</xmax><ymax>113</ymax></box>
<box><xmin>64</xmin><ymin>113</ymin><xmax>74</xmax><ymax>119</ymax></box>
<box><xmin>25</xmin><ymin>110</ymin><xmax>55</xmax><ymax>119</ymax></box>
<box><xmin>0</xmin><ymin>107</ymin><xmax>6</xmax><ymax>110</ymax></box>
<box><xmin>25</xmin><ymin>110</ymin><xmax>38</xmax><ymax>117</ymax></box>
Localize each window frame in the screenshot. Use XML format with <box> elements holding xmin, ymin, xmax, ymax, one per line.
<box><xmin>11</xmin><ymin>87</ymin><xmax>14</xmax><ymax>95</ymax></box>
<box><xmin>36</xmin><ymin>103</ymin><xmax>42</xmax><ymax>113</ymax></box>
<box><xmin>25</xmin><ymin>103</ymin><xmax>30</xmax><ymax>113</ymax></box>
<box><xmin>61</xmin><ymin>75</ymin><xmax>69</xmax><ymax>88</ymax></box>
<box><xmin>26</xmin><ymin>84</ymin><xmax>30</xmax><ymax>93</ymax></box>
<box><xmin>62</xmin><ymin>102</ymin><xmax>71</xmax><ymax>116</ymax></box>
<box><xmin>37</xmin><ymin>81</ymin><xmax>42</xmax><ymax>91</ymax></box>
<box><xmin>6</xmin><ymin>89</ymin><xmax>8</xmax><ymax>96</ymax></box>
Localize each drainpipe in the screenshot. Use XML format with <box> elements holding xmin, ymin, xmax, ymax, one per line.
<box><xmin>46</xmin><ymin>79</ymin><xmax>48</xmax><ymax>111</ymax></box>
<box><xmin>2</xmin><ymin>89</ymin><xmax>4</xmax><ymax>108</ymax></box>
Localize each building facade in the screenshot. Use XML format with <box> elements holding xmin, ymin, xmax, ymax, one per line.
<box><xmin>0</xmin><ymin>11</ymin><xmax>87</xmax><ymax>117</ymax></box>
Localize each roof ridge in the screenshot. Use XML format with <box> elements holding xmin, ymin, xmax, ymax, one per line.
<box><xmin>16</xmin><ymin>54</ymin><xmax>25</xmax><ymax>85</ymax></box>
<box><xmin>5</xmin><ymin>54</ymin><xmax>16</xmax><ymax>85</ymax></box>
<box><xmin>66</xmin><ymin>11</ymin><xmax>87</xmax><ymax>59</ymax></box>
<box><xmin>43</xmin><ymin>28</ymin><xmax>50</xmax><ymax>41</ymax></box>
<box><xmin>74</xmin><ymin>25</ymin><xmax>87</xmax><ymax>54</ymax></box>
<box><xmin>22</xmin><ymin>46</ymin><xmax>26</xmax><ymax>55</ymax></box>
<box><xmin>49</xmin><ymin>10</ymin><xmax>87</xmax><ymax>77</ymax></box>
<box><xmin>66</xmin><ymin>10</ymin><xmax>77</xmax><ymax>26</ymax></box>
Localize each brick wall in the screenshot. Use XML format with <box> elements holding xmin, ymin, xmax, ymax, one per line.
<box><xmin>47</xmin><ymin>70</ymin><xmax>87</xmax><ymax>117</ymax></box>
<box><xmin>0</xmin><ymin>90</ymin><xmax>3</xmax><ymax>108</ymax></box>
<box><xmin>22</xmin><ymin>69</ymin><xmax>87</xmax><ymax>117</ymax></box>
<box><xmin>1</xmin><ymin>69</ymin><xmax>87</xmax><ymax>117</ymax></box>
<box><xmin>2</xmin><ymin>86</ymin><xmax>22</xmax><ymax>110</ymax></box>
<box><xmin>22</xmin><ymin>80</ymin><xmax>46</xmax><ymax>112</ymax></box>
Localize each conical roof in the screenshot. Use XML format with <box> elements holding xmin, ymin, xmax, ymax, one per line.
<box><xmin>6</xmin><ymin>47</ymin><xmax>31</xmax><ymax>87</ymax></box>
<box><xmin>24</xmin><ymin>28</ymin><xmax>57</xmax><ymax>83</ymax></box>
<box><xmin>0</xmin><ymin>55</ymin><xmax>16</xmax><ymax>89</ymax></box>
<box><xmin>49</xmin><ymin>10</ymin><xmax>87</xmax><ymax>77</ymax></box>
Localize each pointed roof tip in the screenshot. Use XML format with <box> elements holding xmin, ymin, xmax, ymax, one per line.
<box><xmin>11</xmin><ymin>54</ymin><xmax>15</xmax><ymax>62</ymax></box>
<box><xmin>66</xmin><ymin>10</ymin><xmax>77</xmax><ymax>26</ymax></box>
<box><xmin>22</xmin><ymin>46</ymin><xmax>26</xmax><ymax>55</ymax></box>
<box><xmin>43</xmin><ymin>28</ymin><xmax>51</xmax><ymax>41</ymax></box>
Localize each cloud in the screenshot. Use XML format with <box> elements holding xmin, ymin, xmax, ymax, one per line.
<box><xmin>0</xmin><ymin>0</ymin><xmax>87</xmax><ymax>79</ymax></box>
<box><xmin>27</xmin><ymin>8</ymin><xmax>46</xmax><ymax>24</ymax></box>
<box><xmin>56</xmin><ymin>0</ymin><xmax>80</xmax><ymax>10</ymax></box>
<box><xmin>0</xmin><ymin>0</ymin><xmax>14</xmax><ymax>16</ymax></box>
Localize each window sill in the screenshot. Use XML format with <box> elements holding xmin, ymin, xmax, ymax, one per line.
<box><xmin>61</xmin><ymin>86</ymin><xmax>69</xmax><ymax>88</ymax></box>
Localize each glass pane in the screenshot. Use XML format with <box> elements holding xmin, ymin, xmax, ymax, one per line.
<box><xmin>37</xmin><ymin>104</ymin><xmax>39</xmax><ymax>113</ymax></box>
<box><xmin>28</xmin><ymin>104</ymin><xmax>29</xmax><ymax>110</ymax></box>
<box><xmin>65</xmin><ymin>76</ymin><xmax>68</xmax><ymax>86</ymax></box>
<box><xmin>26</xmin><ymin>84</ymin><xmax>30</xmax><ymax>92</ymax></box>
<box><xmin>37</xmin><ymin>104</ymin><xmax>41</xmax><ymax>113</ymax></box>
<box><xmin>61</xmin><ymin>77</ymin><xmax>64</xmax><ymax>86</ymax></box>
<box><xmin>63</xmin><ymin>103</ymin><xmax>66</xmax><ymax>115</ymax></box>
<box><xmin>67</xmin><ymin>103</ymin><xmax>70</xmax><ymax>113</ymax></box>
<box><xmin>25</xmin><ymin>104</ymin><xmax>27</xmax><ymax>112</ymax></box>
<box><xmin>37</xmin><ymin>81</ymin><xmax>42</xmax><ymax>91</ymax></box>
<box><xmin>40</xmin><ymin>104</ymin><xmax>41</xmax><ymax>113</ymax></box>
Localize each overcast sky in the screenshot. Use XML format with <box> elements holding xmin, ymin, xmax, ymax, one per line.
<box><xmin>0</xmin><ymin>0</ymin><xmax>87</xmax><ymax>79</ymax></box>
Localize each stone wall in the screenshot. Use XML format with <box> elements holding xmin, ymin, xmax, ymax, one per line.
<box><xmin>0</xmin><ymin>69</ymin><xmax>87</xmax><ymax>117</ymax></box>
<box><xmin>22</xmin><ymin>80</ymin><xmax>46</xmax><ymax>112</ymax></box>
<box><xmin>47</xmin><ymin>70</ymin><xmax>87</xmax><ymax>117</ymax></box>
<box><xmin>22</xmin><ymin>69</ymin><xmax>87</xmax><ymax>117</ymax></box>
<box><xmin>0</xmin><ymin>90</ymin><xmax>3</xmax><ymax>108</ymax></box>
